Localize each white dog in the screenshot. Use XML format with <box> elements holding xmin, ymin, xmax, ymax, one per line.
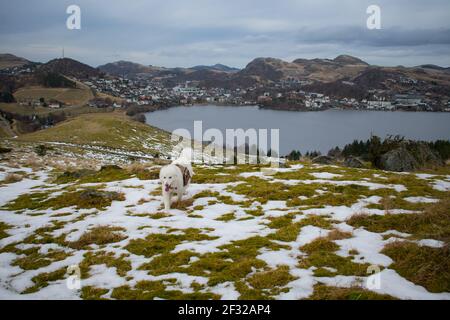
<box><xmin>159</xmin><ymin>148</ymin><xmax>194</xmax><ymax>211</ymax></box>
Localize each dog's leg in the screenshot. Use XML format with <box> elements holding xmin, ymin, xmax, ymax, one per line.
<box><xmin>162</xmin><ymin>190</ymin><xmax>171</xmax><ymax>211</ymax></box>
<box><xmin>177</xmin><ymin>192</ymin><xmax>183</xmax><ymax>202</ymax></box>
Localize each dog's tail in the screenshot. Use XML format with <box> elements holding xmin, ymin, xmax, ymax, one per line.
<box><xmin>178</xmin><ymin>147</ymin><xmax>193</xmax><ymax>163</ymax></box>
<box><xmin>173</xmin><ymin>148</ymin><xmax>194</xmax><ymax>176</ymax></box>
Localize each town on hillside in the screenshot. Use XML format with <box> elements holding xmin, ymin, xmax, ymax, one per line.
<box><xmin>1</xmin><ymin>54</ymin><xmax>450</xmax><ymax>115</ymax></box>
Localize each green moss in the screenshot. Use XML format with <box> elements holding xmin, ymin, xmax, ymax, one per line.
<box><xmin>0</xmin><ymin>222</ymin><xmax>12</xmax><ymax>240</ymax></box>
<box><xmin>228</xmin><ymin>176</ymin><xmax>384</xmax><ymax>208</ymax></box>
<box><xmin>215</xmin><ymin>212</ymin><xmax>236</xmax><ymax>222</ymax></box>
<box><xmin>273</xmin><ymin>163</ymin><xmax>376</xmax><ymax>182</ymax></box>
<box><xmin>288</xmin><ymin>184</ymin><xmax>375</xmax><ymax>208</ymax></box>
<box><xmin>348</xmin><ymin>199</ymin><xmax>450</xmax><ymax>242</ymax></box>
<box><xmin>134</xmin><ymin>169</ymin><xmax>159</xmax><ymax>180</ymax></box>
<box><xmin>193</xmin><ymin>164</ymin><xmax>267</xmax><ymax>184</ymax></box>
<box><xmin>139</xmin><ymin>235</ymin><xmax>288</xmax><ymax>288</ymax></box>
<box><xmin>22</xmin><ymin>222</ymin><xmax>68</xmax><ymax>246</ymax></box>
<box><xmin>187</xmin><ymin>214</ymin><xmax>203</xmax><ymax>218</ymax></box>
<box><xmin>4</xmin><ymin>188</ymin><xmax>125</xmax><ymax>211</ymax></box>
<box><xmin>140</xmin><ymin>250</ymin><xmax>198</xmax><ymax>276</ymax></box>
<box><xmin>125</xmin><ymin>228</ymin><xmax>218</xmax><ymax>258</ymax></box>
<box><xmin>268</xmin><ymin>223</ymin><xmax>302</xmax><ymax>242</ymax></box>
<box><xmin>79</xmin><ymin>251</ymin><xmax>131</xmax><ymax>278</ymax></box>
<box><xmin>307</xmin><ymin>284</ymin><xmax>396</xmax><ymax>300</ymax></box>
<box><xmin>12</xmin><ymin>247</ymin><xmax>71</xmax><ymax>270</ymax></box>
<box><xmin>299</xmin><ymin>238</ymin><xmax>372</xmax><ymax>277</ymax></box>
<box><xmin>267</xmin><ymin>213</ymin><xmax>296</xmax><ymax>229</ymax></box>
<box><xmin>236</xmin><ymin>265</ymin><xmax>296</xmax><ymax>300</ymax></box>
<box><xmin>68</xmin><ymin>226</ymin><xmax>127</xmax><ymax>250</ymax></box>
<box><xmin>366</xmin><ymin>195</ymin><xmax>431</xmax><ymax>211</ymax></box>
<box><xmin>111</xmin><ymin>280</ymin><xmax>220</xmax><ymax>300</ymax></box>
<box><xmin>81</xmin><ymin>286</ymin><xmax>110</xmax><ymax>300</ymax></box>
<box><xmin>237</xmin><ymin>216</ymin><xmax>254</xmax><ymax>221</ymax></box>
<box><xmin>127</xmin><ymin>212</ymin><xmax>171</xmax><ymax>219</ymax></box>
<box><xmin>301</xmin><ymin>237</ymin><xmax>340</xmax><ymax>253</ymax></box>
<box><xmin>245</xmin><ymin>207</ymin><xmax>264</xmax><ymax>217</ymax></box>
<box><xmin>382</xmin><ymin>241</ymin><xmax>450</xmax><ymax>293</ymax></box>
<box><xmin>23</xmin><ymin>267</ymin><xmax>67</xmax><ymax>294</ymax></box>
<box><xmin>375</xmin><ymin>173</ymin><xmax>448</xmax><ymax>200</ymax></box>
<box><xmin>193</xmin><ymin>190</ymin><xmax>251</xmax><ymax>207</ymax></box>
<box><xmin>188</xmin><ymin>236</ymin><xmax>288</xmax><ymax>286</ymax></box>
<box><xmin>268</xmin><ymin>215</ymin><xmax>332</xmax><ymax>242</ymax></box>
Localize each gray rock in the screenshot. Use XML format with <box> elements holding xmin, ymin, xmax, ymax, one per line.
<box><xmin>406</xmin><ymin>142</ymin><xmax>443</xmax><ymax>167</ymax></box>
<box><xmin>312</xmin><ymin>155</ymin><xmax>334</xmax><ymax>165</ymax></box>
<box><xmin>379</xmin><ymin>147</ymin><xmax>418</xmax><ymax>172</ymax></box>
<box><xmin>344</xmin><ymin>156</ymin><xmax>364</xmax><ymax>168</ymax></box>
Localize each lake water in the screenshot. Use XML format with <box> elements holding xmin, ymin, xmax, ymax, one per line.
<box><xmin>145</xmin><ymin>105</ymin><xmax>450</xmax><ymax>155</ymax></box>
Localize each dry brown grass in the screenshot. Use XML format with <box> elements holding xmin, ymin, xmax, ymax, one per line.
<box><xmin>23</xmin><ymin>155</ymin><xmax>43</xmax><ymax>170</ymax></box>
<box><xmin>382</xmin><ymin>241</ymin><xmax>450</xmax><ymax>293</ymax></box>
<box><xmin>2</xmin><ymin>173</ymin><xmax>23</xmax><ymax>184</ymax></box>
<box><xmin>126</xmin><ymin>162</ymin><xmax>160</xmax><ymax>180</ymax></box>
<box><xmin>69</xmin><ymin>226</ymin><xmax>127</xmax><ymax>250</ymax></box>
<box><xmin>137</xmin><ymin>198</ymin><xmax>150</xmax><ymax>205</ymax></box>
<box><xmin>170</xmin><ymin>198</ymin><xmax>195</xmax><ymax>210</ymax></box>
<box><xmin>126</xmin><ymin>162</ymin><xmax>148</xmax><ymax>173</ymax></box>
<box><xmin>307</xmin><ymin>284</ymin><xmax>396</xmax><ymax>300</ymax></box>
<box><xmin>327</xmin><ymin>229</ymin><xmax>353</xmax><ymax>240</ymax></box>
<box><xmin>348</xmin><ymin>199</ymin><xmax>450</xmax><ymax>243</ymax></box>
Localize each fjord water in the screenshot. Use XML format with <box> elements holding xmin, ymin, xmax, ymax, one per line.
<box><xmin>145</xmin><ymin>105</ymin><xmax>450</xmax><ymax>155</ymax></box>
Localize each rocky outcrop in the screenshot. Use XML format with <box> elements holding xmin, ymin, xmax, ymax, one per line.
<box><xmin>379</xmin><ymin>148</ymin><xmax>418</xmax><ymax>171</ymax></box>
<box><xmin>344</xmin><ymin>156</ymin><xmax>364</xmax><ymax>168</ymax></box>
<box><xmin>379</xmin><ymin>142</ymin><xmax>443</xmax><ymax>172</ymax></box>
<box><xmin>407</xmin><ymin>142</ymin><xmax>444</xmax><ymax>168</ymax></box>
<box><xmin>312</xmin><ymin>155</ymin><xmax>334</xmax><ymax>165</ymax></box>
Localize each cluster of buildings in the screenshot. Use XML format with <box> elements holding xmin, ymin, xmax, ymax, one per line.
<box><xmin>14</xmin><ymin>70</ymin><xmax>447</xmax><ymax>112</ymax></box>
<box><xmin>83</xmin><ymin>78</ymin><xmax>259</xmax><ymax>106</ymax></box>
<box><xmin>364</xmin><ymin>93</ymin><xmax>435</xmax><ymax>111</ymax></box>
<box><xmin>83</xmin><ymin>77</ymin><xmax>172</xmax><ymax>105</ymax></box>
<box><xmin>0</xmin><ymin>64</ymin><xmax>35</xmax><ymax>76</ymax></box>
<box><xmin>17</xmin><ymin>97</ymin><xmax>64</xmax><ymax>109</ymax></box>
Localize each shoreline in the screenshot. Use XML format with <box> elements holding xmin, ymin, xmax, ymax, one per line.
<box><xmin>147</xmin><ymin>103</ymin><xmax>450</xmax><ymax>113</ymax></box>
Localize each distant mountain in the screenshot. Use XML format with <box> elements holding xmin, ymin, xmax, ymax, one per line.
<box><xmin>98</xmin><ymin>61</ymin><xmax>239</xmax><ymax>78</ymax></box>
<box><xmin>38</xmin><ymin>58</ymin><xmax>101</xmax><ymax>79</ymax></box>
<box><xmin>191</xmin><ymin>64</ymin><xmax>239</xmax><ymax>73</ymax></box>
<box><xmin>239</xmin><ymin>57</ymin><xmax>286</xmax><ymax>81</ymax></box>
<box><xmin>98</xmin><ymin>60</ymin><xmax>166</xmax><ymax>77</ymax></box>
<box><xmin>418</xmin><ymin>64</ymin><xmax>450</xmax><ymax>73</ymax></box>
<box><xmin>236</xmin><ymin>55</ymin><xmax>369</xmax><ymax>84</ymax></box>
<box><xmin>0</xmin><ymin>53</ymin><xmax>32</xmax><ymax>70</ymax></box>
<box><xmin>3</xmin><ymin>53</ymin><xmax>450</xmax><ymax>96</ymax></box>
<box><xmin>333</xmin><ymin>55</ymin><xmax>369</xmax><ymax>65</ymax></box>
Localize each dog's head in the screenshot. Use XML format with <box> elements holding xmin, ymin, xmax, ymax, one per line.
<box><xmin>160</xmin><ymin>166</ymin><xmax>176</xmax><ymax>192</ymax></box>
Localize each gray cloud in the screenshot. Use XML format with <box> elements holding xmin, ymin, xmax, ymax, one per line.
<box><xmin>0</xmin><ymin>0</ymin><xmax>449</xmax><ymax>67</ymax></box>
<box><xmin>296</xmin><ymin>27</ymin><xmax>450</xmax><ymax>47</ymax></box>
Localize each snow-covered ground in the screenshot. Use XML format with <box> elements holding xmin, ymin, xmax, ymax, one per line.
<box><xmin>0</xmin><ymin>154</ymin><xmax>449</xmax><ymax>300</ymax></box>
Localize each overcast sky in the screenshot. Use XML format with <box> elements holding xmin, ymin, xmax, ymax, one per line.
<box><xmin>1</xmin><ymin>0</ymin><xmax>449</xmax><ymax>68</ymax></box>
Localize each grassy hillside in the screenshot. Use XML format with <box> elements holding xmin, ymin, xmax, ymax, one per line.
<box><xmin>0</xmin><ymin>102</ymin><xmax>110</xmax><ymax>116</ymax></box>
<box><xmin>17</xmin><ymin>112</ymin><xmax>175</xmax><ymax>155</ymax></box>
<box><xmin>14</xmin><ymin>85</ymin><xmax>94</xmax><ymax>106</ymax></box>
<box><xmin>0</xmin><ymin>53</ymin><xmax>30</xmax><ymax>70</ymax></box>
